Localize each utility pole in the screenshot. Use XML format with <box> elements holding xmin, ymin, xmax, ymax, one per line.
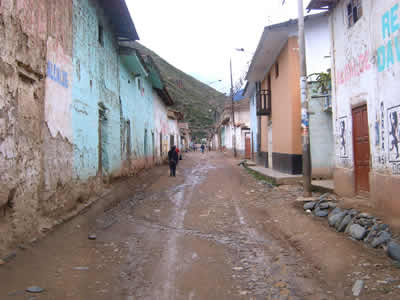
<box><xmin>230</xmin><ymin>58</ymin><xmax>237</xmax><ymax>158</ymax></box>
<box><xmin>298</xmin><ymin>0</ymin><xmax>312</xmax><ymax>196</ymax></box>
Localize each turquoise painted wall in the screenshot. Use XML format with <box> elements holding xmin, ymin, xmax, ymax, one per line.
<box><xmin>72</xmin><ymin>0</ymin><xmax>121</xmax><ymax>179</ymax></box>
<box><xmin>119</xmin><ymin>56</ymin><xmax>155</xmax><ymax>160</ymax></box>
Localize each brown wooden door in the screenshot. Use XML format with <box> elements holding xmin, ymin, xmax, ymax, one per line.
<box><xmin>352</xmin><ymin>105</ymin><xmax>370</xmax><ymax>192</ymax></box>
<box><xmin>245</xmin><ymin>135</ymin><xmax>251</xmax><ymax>159</ymax></box>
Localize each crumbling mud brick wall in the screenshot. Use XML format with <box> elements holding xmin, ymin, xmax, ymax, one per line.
<box><xmin>40</xmin><ymin>0</ymin><xmax>96</xmax><ymax>220</ymax></box>
<box><xmin>0</xmin><ymin>0</ymin><xmax>101</xmax><ymax>255</ymax></box>
<box><xmin>0</xmin><ymin>0</ymin><xmax>48</xmax><ymax>254</ymax></box>
<box><xmin>0</xmin><ymin>0</ymin><xmax>161</xmax><ymax>255</ymax></box>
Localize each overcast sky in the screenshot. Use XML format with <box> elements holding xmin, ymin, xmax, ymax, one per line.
<box><xmin>127</xmin><ymin>0</ymin><xmax>313</xmax><ymax>94</ymax></box>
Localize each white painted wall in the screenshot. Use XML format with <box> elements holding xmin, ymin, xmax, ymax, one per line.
<box><xmin>168</xmin><ymin>118</ymin><xmax>180</xmax><ymax>150</ymax></box>
<box><xmin>153</xmin><ymin>90</ymin><xmax>169</xmax><ymax>160</ymax></box>
<box><xmin>330</xmin><ymin>0</ymin><xmax>400</xmax><ymax>174</ymax></box>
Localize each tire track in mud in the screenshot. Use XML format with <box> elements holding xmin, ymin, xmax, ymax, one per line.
<box><xmin>96</xmin><ymin>154</ymin><xmax>333</xmax><ymax>300</ymax></box>
<box><xmin>147</xmin><ymin>160</ymin><xmax>216</xmax><ymax>299</ymax></box>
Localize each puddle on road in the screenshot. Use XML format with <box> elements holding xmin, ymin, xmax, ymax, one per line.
<box><xmin>136</xmin><ymin>161</ymin><xmax>218</xmax><ymax>299</ymax></box>
<box><xmin>95</xmin><ymin>158</ymin><xmax>327</xmax><ymax>300</ymax></box>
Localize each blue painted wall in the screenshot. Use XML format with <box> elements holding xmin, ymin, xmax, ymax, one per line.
<box><xmin>119</xmin><ymin>56</ymin><xmax>155</xmax><ymax>160</ymax></box>
<box><xmin>72</xmin><ymin>0</ymin><xmax>121</xmax><ymax>179</ymax></box>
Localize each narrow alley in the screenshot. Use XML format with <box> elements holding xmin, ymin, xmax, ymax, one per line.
<box><xmin>1</xmin><ymin>152</ymin><xmax>400</xmax><ymax>299</ymax></box>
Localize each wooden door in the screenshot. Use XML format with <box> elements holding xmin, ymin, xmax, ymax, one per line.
<box><xmin>245</xmin><ymin>135</ymin><xmax>251</xmax><ymax>159</ymax></box>
<box><xmin>352</xmin><ymin>105</ymin><xmax>370</xmax><ymax>192</ymax></box>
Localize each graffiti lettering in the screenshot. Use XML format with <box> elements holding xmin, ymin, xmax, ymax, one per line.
<box><xmin>336</xmin><ymin>51</ymin><xmax>371</xmax><ymax>85</ymax></box>
<box><xmin>47</xmin><ymin>61</ymin><xmax>69</xmax><ymax>88</ymax></box>
<box><xmin>378</xmin><ymin>3</ymin><xmax>400</xmax><ymax>72</ymax></box>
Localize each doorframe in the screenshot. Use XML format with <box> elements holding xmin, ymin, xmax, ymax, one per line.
<box><xmin>351</xmin><ymin>103</ymin><xmax>370</xmax><ymax>193</ymax></box>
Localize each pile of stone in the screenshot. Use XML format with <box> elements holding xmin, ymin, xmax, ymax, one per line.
<box><xmin>303</xmin><ymin>194</ymin><xmax>400</xmax><ymax>262</ymax></box>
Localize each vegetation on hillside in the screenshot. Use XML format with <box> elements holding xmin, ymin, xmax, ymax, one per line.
<box><xmin>134</xmin><ymin>42</ymin><xmax>229</xmax><ymax>139</ymax></box>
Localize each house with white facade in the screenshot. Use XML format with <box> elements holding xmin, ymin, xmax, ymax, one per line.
<box><xmin>214</xmin><ymin>90</ymin><xmax>251</xmax><ymax>158</ymax></box>
<box><xmin>307</xmin><ymin>0</ymin><xmax>400</xmax><ymax>219</ymax></box>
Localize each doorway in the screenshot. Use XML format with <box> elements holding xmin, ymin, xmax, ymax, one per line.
<box><xmin>98</xmin><ymin>105</ymin><xmax>109</xmax><ymax>176</ymax></box>
<box><xmin>160</xmin><ymin>132</ymin><xmax>163</xmax><ymax>157</ymax></box>
<box><xmin>152</xmin><ymin>131</ymin><xmax>155</xmax><ymax>162</ymax></box>
<box><xmin>144</xmin><ymin>129</ymin><xmax>148</xmax><ymax>157</ymax></box>
<box><xmin>245</xmin><ymin>133</ymin><xmax>251</xmax><ymax>159</ymax></box>
<box><xmin>352</xmin><ymin>104</ymin><xmax>370</xmax><ymax>192</ymax></box>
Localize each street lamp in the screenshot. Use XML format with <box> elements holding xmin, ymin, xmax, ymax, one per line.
<box><xmin>207</xmin><ymin>79</ymin><xmax>222</xmax><ymax>85</ymax></box>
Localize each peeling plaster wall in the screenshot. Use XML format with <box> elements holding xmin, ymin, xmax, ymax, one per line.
<box><xmin>0</xmin><ymin>0</ymin><xmax>47</xmax><ymax>253</ymax></box>
<box><xmin>72</xmin><ymin>0</ymin><xmax>122</xmax><ymax>179</ymax></box>
<box><xmin>119</xmin><ymin>58</ymin><xmax>155</xmax><ymax>173</ymax></box>
<box><xmin>41</xmin><ymin>0</ymin><xmax>76</xmax><ymax>218</ymax></box>
<box><xmin>331</xmin><ymin>0</ymin><xmax>400</xmax><ymax>215</ymax></box>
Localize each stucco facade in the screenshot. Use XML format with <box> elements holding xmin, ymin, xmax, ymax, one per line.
<box><xmin>316</xmin><ymin>0</ymin><xmax>400</xmax><ymax>219</ymax></box>
<box><xmin>245</xmin><ymin>13</ymin><xmax>332</xmax><ymax>175</ymax></box>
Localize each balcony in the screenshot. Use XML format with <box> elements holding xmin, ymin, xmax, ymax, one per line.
<box><xmin>256</xmin><ymin>89</ymin><xmax>271</xmax><ymax>116</ymax></box>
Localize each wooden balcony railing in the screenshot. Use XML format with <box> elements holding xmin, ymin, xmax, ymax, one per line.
<box><xmin>256</xmin><ymin>89</ymin><xmax>271</xmax><ymax>116</ymax></box>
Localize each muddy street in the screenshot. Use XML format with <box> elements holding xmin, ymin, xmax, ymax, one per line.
<box><xmin>1</xmin><ymin>152</ymin><xmax>394</xmax><ymax>300</ymax></box>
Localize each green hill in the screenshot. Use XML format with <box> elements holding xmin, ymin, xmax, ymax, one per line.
<box><xmin>134</xmin><ymin>42</ymin><xmax>228</xmax><ymax>139</ymax></box>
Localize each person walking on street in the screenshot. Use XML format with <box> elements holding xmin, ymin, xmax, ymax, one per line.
<box><xmin>201</xmin><ymin>144</ymin><xmax>205</xmax><ymax>154</ymax></box>
<box><xmin>175</xmin><ymin>147</ymin><xmax>180</xmax><ymax>165</ymax></box>
<box><xmin>168</xmin><ymin>145</ymin><xmax>178</xmax><ymax>177</ymax></box>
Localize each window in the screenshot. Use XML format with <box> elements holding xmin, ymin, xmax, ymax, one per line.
<box><xmin>347</xmin><ymin>0</ymin><xmax>362</xmax><ymax>27</ymax></box>
<box><xmin>98</xmin><ymin>24</ymin><xmax>104</xmax><ymax>46</ymax></box>
<box><xmin>275</xmin><ymin>63</ymin><xmax>279</xmax><ymax>78</ymax></box>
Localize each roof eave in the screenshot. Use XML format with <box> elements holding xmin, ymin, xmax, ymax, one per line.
<box><xmin>306</xmin><ymin>0</ymin><xmax>338</xmax><ymax>11</ymax></box>
<box><xmin>99</xmin><ymin>0</ymin><xmax>139</xmax><ymax>42</ymax></box>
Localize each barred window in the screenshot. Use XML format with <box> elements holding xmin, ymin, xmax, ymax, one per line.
<box><xmin>347</xmin><ymin>0</ymin><xmax>362</xmax><ymax>27</ymax></box>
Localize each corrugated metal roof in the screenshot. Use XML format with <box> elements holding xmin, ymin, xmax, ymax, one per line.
<box><xmin>98</xmin><ymin>0</ymin><xmax>139</xmax><ymax>41</ymax></box>
<box><xmin>233</xmin><ymin>89</ymin><xmax>246</xmax><ymax>102</ymax></box>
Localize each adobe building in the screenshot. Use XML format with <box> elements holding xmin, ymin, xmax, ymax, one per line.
<box><xmin>307</xmin><ymin>0</ymin><xmax>400</xmax><ymax>220</ymax></box>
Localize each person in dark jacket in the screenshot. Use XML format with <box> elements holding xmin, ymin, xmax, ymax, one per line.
<box><xmin>168</xmin><ymin>145</ymin><xmax>179</xmax><ymax>177</ymax></box>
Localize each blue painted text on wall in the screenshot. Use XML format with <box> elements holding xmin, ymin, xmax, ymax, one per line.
<box><xmin>378</xmin><ymin>3</ymin><xmax>400</xmax><ymax>72</ymax></box>
<box><xmin>47</xmin><ymin>61</ymin><xmax>69</xmax><ymax>88</ymax></box>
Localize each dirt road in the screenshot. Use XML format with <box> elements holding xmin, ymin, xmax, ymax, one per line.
<box><xmin>1</xmin><ymin>152</ymin><xmax>399</xmax><ymax>299</ymax></box>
